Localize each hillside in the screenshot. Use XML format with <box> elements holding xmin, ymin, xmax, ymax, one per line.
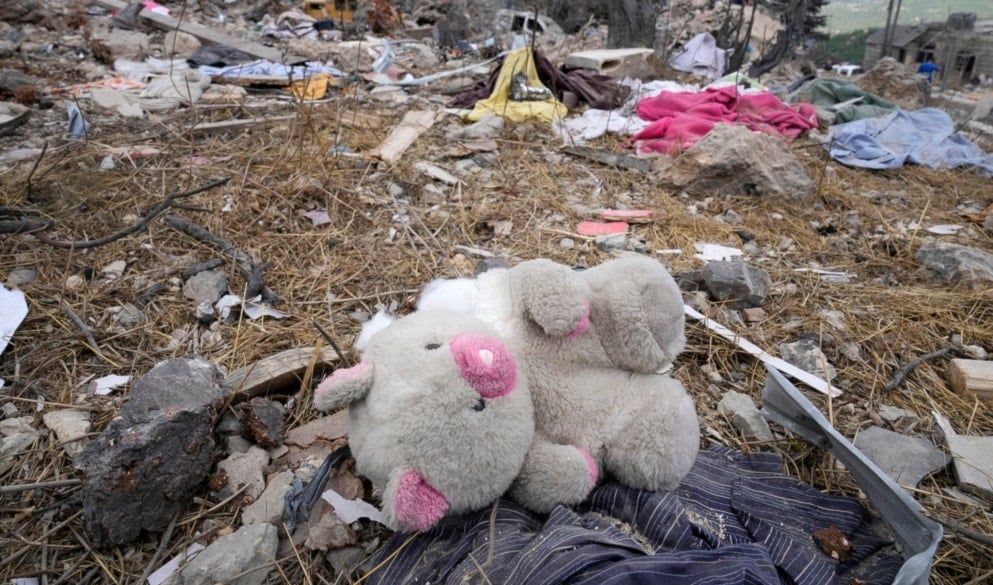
<box><xmin>822</xmin><ymin>0</ymin><xmax>993</xmax><ymax>33</ymax></box>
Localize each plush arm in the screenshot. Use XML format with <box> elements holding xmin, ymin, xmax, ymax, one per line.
<box><xmin>509</xmin><ymin>260</ymin><xmax>592</xmax><ymax>337</ymax></box>
<box><xmin>313</xmin><ymin>361</ymin><xmax>373</xmax><ymax>411</ymax></box>
<box><xmin>508</xmin><ymin>434</ymin><xmax>598</xmax><ymax>513</ymax></box>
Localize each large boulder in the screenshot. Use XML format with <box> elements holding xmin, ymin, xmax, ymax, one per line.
<box><xmin>653</xmin><ymin>123</ymin><xmax>814</xmax><ymax>199</ymax></box>
<box><xmin>917</xmin><ymin>242</ymin><xmax>993</xmax><ymax>286</ymax></box>
<box><xmin>76</xmin><ymin>358</ymin><xmax>227</xmax><ymax>548</ymax></box>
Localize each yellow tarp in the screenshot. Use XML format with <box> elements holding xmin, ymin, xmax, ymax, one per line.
<box><xmin>465</xmin><ymin>47</ymin><xmax>567</xmax><ymax>123</ymax></box>
<box><xmin>289</xmin><ymin>73</ymin><xmax>338</xmax><ymax>101</ymax></box>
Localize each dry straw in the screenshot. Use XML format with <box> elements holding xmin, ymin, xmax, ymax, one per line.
<box><xmin>1</xmin><ymin>90</ymin><xmax>991</xmax><ymax>584</ymax></box>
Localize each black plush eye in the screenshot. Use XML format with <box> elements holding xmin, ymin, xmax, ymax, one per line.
<box><xmin>472</xmin><ymin>398</ymin><xmax>486</xmax><ymax>411</ymax></box>
<box><xmin>425</xmin><ymin>343</ymin><xmax>441</xmax><ymax>350</ymax></box>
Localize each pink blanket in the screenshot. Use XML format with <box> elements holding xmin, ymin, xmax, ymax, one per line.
<box><xmin>629</xmin><ymin>85</ymin><xmax>817</xmax><ymax>154</ymax></box>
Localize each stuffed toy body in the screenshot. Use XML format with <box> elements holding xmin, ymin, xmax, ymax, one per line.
<box><xmin>315</xmin><ymin>255</ymin><xmax>699</xmax><ymax>531</ymax></box>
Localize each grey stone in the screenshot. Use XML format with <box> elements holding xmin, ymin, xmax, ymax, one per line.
<box><xmin>325</xmin><ymin>546</ymin><xmax>368</xmax><ymax>577</ymax></box>
<box><xmin>559</xmin><ymin>238</ymin><xmax>576</xmax><ymax>249</ymax></box>
<box><xmin>838</xmin><ymin>342</ymin><xmax>862</xmax><ymax>361</ymax></box>
<box><xmin>213</xmin><ymin>446</ymin><xmax>269</xmax><ymax>502</ymax></box>
<box><xmin>653</xmin><ymin>123</ymin><xmax>814</xmax><ymax>199</ymax></box>
<box><xmin>454</xmin><ymin>158</ymin><xmax>480</xmax><ymax>173</ymax></box>
<box><xmin>162</xmin><ymin>30</ymin><xmax>201</xmax><ymax>57</ymax></box>
<box><xmin>242</xmin><ymin>470</ymin><xmax>294</xmax><ymax>525</ymax></box>
<box><xmin>175</xmin><ymin>523</ymin><xmax>278</xmax><ymax>585</ymax></box>
<box><xmin>182</xmin><ymin>269</ymin><xmax>228</xmax><ymax>304</ymax></box>
<box><xmin>877</xmin><ymin>405</ymin><xmax>918</xmax><ymax>428</ymax></box>
<box><xmin>854</xmin><ymin>426</ymin><xmax>948</xmax><ymax>487</ymax></box>
<box><xmin>0</xmin><ymin>416</ymin><xmax>33</xmax><ymax>435</ymax></box>
<box><xmin>779</xmin><ymin>339</ymin><xmax>837</xmax><ymax>381</ymax></box>
<box><xmin>76</xmin><ymin>358</ymin><xmax>225</xmax><ymax>547</ymax></box>
<box><xmin>717</xmin><ymin>390</ymin><xmax>774</xmax><ymax>442</ymax></box>
<box><xmin>595</xmin><ymin>234</ymin><xmax>628</xmax><ymax>252</ymax></box>
<box><xmin>917</xmin><ymin>243</ymin><xmax>993</xmax><ymax>285</ymax></box>
<box><xmin>42</xmin><ymin>410</ymin><xmax>91</xmax><ymax>457</ymax></box>
<box><xmin>120</xmin><ymin>357</ymin><xmax>227</xmax><ymax>422</ymax></box>
<box><xmin>404</xmin><ymin>42</ymin><xmax>439</xmax><ymax>69</ymax></box>
<box><xmin>92</xmin><ymin>29</ymin><xmax>150</xmax><ymax>61</ymax></box>
<box><xmin>983</xmin><ymin>212</ymin><xmax>993</xmax><ymax>233</ymax></box>
<box><xmin>935</xmin><ymin>412</ymin><xmax>993</xmax><ymax>498</ymax></box>
<box><xmin>112</xmin><ymin>302</ymin><xmax>142</xmax><ymax>327</ymax></box>
<box><xmin>195</xmin><ymin>300</ymin><xmax>214</xmax><ymax>324</ymax></box>
<box><xmin>6</xmin><ymin>267</ymin><xmax>37</xmax><ymax>287</ymax></box>
<box><xmin>225</xmin><ymin>435</ymin><xmax>253</xmax><ymax>455</ymax></box>
<box><xmin>451</xmin><ymin>115</ymin><xmax>504</xmax><ymax>141</ymax></box>
<box><xmin>1</xmin><ymin>416</ymin><xmax>38</xmax><ymax>458</ymax></box>
<box><xmin>698</xmin><ymin>261</ymin><xmax>770</xmax><ymax>309</ymax></box>
<box><xmin>238</xmin><ymin>398</ymin><xmax>284</xmax><ymax>449</ymax></box>
<box><xmin>0</xmin><ymin>431</ymin><xmax>36</xmax><ymax>458</ymax></box>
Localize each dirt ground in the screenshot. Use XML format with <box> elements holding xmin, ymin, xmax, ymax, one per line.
<box><xmin>2</xmin><ymin>8</ymin><xmax>993</xmax><ymax>585</ymax></box>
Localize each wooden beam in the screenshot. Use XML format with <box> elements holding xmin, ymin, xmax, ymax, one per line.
<box><xmin>188</xmin><ymin>115</ymin><xmax>296</xmax><ymax>136</ymax></box>
<box><xmin>947</xmin><ymin>359</ymin><xmax>993</xmax><ymax>399</ymax></box>
<box><xmin>225</xmin><ymin>346</ymin><xmax>339</xmax><ymax>399</ymax></box>
<box><xmin>92</xmin><ymin>0</ymin><xmax>304</xmax><ymax>64</ymax></box>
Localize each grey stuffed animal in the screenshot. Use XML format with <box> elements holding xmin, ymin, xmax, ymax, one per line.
<box><xmin>313</xmin><ymin>312</ymin><xmax>535</xmax><ymax>532</ymax></box>
<box><xmin>315</xmin><ymin>255</ymin><xmax>699</xmax><ymax>531</ymax></box>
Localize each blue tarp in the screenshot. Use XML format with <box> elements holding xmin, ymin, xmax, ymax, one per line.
<box><xmin>364</xmin><ymin>446</ymin><xmax>902</xmax><ymax>585</ymax></box>
<box><xmin>827</xmin><ymin>107</ymin><xmax>993</xmax><ymax>175</ymax></box>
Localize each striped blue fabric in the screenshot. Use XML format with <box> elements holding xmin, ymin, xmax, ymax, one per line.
<box><xmin>364</xmin><ymin>446</ymin><xmax>903</xmax><ymax>585</ymax></box>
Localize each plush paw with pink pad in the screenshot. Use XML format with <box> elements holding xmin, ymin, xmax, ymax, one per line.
<box><xmin>394</xmin><ymin>470</ymin><xmax>450</xmax><ymax>532</ymax></box>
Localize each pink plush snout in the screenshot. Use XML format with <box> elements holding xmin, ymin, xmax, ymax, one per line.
<box><xmin>449</xmin><ymin>333</ymin><xmax>517</xmax><ymax>398</ymax></box>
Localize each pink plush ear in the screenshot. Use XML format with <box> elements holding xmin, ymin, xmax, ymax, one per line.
<box><xmin>394</xmin><ymin>470</ymin><xmax>449</xmax><ymax>532</ymax></box>
<box><xmin>313</xmin><ymin>361</ymin><xmax>373</xmax><ymax>411</ymax></box>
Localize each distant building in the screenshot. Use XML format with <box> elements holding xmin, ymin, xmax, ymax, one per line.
<box><xmin>863</xmin><ymin>13</ymin><xmax>993</xmax><ymax>85</ymax></box>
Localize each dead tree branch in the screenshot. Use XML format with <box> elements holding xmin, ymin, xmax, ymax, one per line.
<box><xmin>163</xmin><ymin>215</ymin><xmax>277</xmax><ymax>302</ymax></box>
<box><xmin>883</xmin><ymin>346</ymin><xmax>953</xmax><ymax>391</ymax></box>
<box><xmin>35</xmin><ymin>176</ymin><xmax>229</xmax><ymax>250</ymax></box>
<box><xmin>60</xmin><ymin>299</ymin><xmax>116</xmax><ymax>366</ymax></box>
<box><xmin>0</xmin><ymin>219</ymin><xmax>53</xmax><ymax>234</ymax></box>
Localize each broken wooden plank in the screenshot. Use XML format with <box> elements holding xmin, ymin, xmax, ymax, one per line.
<box><xmin>369</xmin><ymin>110</ymin><xmax>436</xmax><ymax>164</ymax></box>
<box><xmin>188</xmin><ymin>115</ymin><xmax>296</xmax><ymax>136</ymax></box>
<box><xmin>947</xmin><ymin>358</ymin><xmax>993</xmax><ymax>399</ymax></box>
<box><xmin>215</xmin><ymin>75</ymin><xmax>294</xmax><ymax>88</ymax></box>
<box><xmin>225</xmin><ymin>346</ymin><xmax>339</xmax><ymax>398</ymax></box>
<box><xmin>598</xmin><ymin>209</ymin><xmax>654</xmax><ymax>224</ymax></box>
<box><xmin>92</xmin><ymin>0</ymin><xmax>304</xmax><ymax>64</ymax></box>
<box><xmin>685</xmin><ymin>304</ymin><xmax>841</xmax><ymax>397</ymax></box>
<box><xmin>563</xmin><ymin>146</ymin><xmax>651</xmax><ymax>173</ymax></box>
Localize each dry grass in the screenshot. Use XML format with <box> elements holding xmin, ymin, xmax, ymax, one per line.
<box><xmin>1</xmin><ymin>88</ymin><xmax>992</xmax><ymax>584</ymax></box>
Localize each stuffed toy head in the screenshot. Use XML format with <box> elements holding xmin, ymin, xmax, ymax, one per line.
<box><xmin>314</xmin><ymin>310</ymin><xmax>535</xmax><ymax>532</ymax></box>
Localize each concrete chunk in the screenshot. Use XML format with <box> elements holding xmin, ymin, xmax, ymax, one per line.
<box><xmin>854</xmin><ymin>426</ymin><xmax>948</xmax><ymax>487</ymax></box>
<box><xmin>76</xmin><ymin>357</ymin><xmax>225</xmax><ymax>547</ymax></box>
<box><xmin>175</xmin><ymin>524</ymin><xmax>278</xmax><ymax>585</ymax></box>
<box><xmin>564</xmin><ymin>48</ymin><xmax>655</xmax><ymax>76</ymax></box>
<box><xmin>718</xmin><ymin>390</ymin><xmax>774</xmax><ymax>442</ymax></box>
